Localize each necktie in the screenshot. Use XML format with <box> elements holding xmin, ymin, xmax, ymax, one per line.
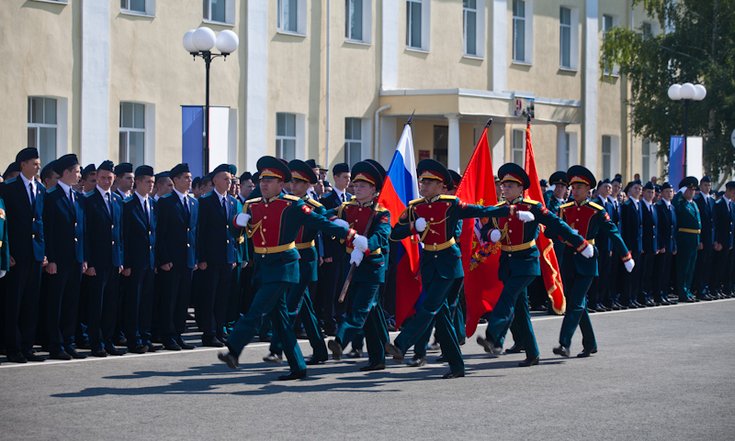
<box><xmin>341</xmin><ymin>193</ymin><xmax>345</xmax><ymax>203</ymax></box>
<box><xmin>143</xmin><ymin>199</ymin><xmax>150</xmax><ymax>225</ymax></box>
<box><xmin>105</xmin><ymin>193</ymin><xmax>112</xmax><ymax>216</ymax></box>
<box><xmin>182</xmin><ymin>196</ymin><xmax>190</xmax><ymax>217</ymax></box>
<box><xmin>222</xmin><ymin>196</ymin><xmax>228</xmax><ymax>217</ymax></box>
<box><xmin>69</xmin><ymin>189</ymin><xmax>74</xmax><ymax>205</ymax></box>
<box><xmin>29</xmin><ymin>183</ymin><xmax>36</xmax><ymax>207</ymax></box>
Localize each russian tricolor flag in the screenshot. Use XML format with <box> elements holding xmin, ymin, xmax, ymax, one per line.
<box><xmin>377</xmin><ymin>123</ymin><xmax>422</xmax><ymax>328</ymax></box>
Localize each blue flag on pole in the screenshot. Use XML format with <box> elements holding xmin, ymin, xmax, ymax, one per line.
<box><xmin>669</xmin><ymin>135</ymin><xmax>684</xmax><ymax>187</ymax></box>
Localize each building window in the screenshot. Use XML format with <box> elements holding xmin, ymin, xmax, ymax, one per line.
<box><xmin>512</xmin><ymin>129</ymin><xmax>525</xmax><ymax>166</ymax></box>
<box><xmin>601</xmin><ymin>135</ymin><xmax>612</xmax><ymax>179</ymax></box>
<box><xmin>463</xmin><ymin>0</ymin><xmax>478</xmax><ymax>56</ymax></box>
<box><xmin>559</xmin><ymin>7</ymin><xmax>572</xmax><ymax>68</ymax></box>
<box><xmin>344</xmin><ymin>118</ymin><xmax>362</xmax><ymax>167</ymax></box>
<box><xmin>121</xmin><ymin>0</ymin><xmax>146</xmax><ymax>13</ymax></box>
<box><xmin>641</xmin><ymin>21</ymin><xmax>652</xmax><ymax>39</ymax></box>
<box><xmin>278</xmin><ymin>0</ymin><xmax>305</xmax><ymax>34</ymax></box>
<box><xmin>119</xmin><ymin>102</ymin><xmax>145</xmax><ymax>167</ymax></box>
<box><xmin>406</xmin><ymin>0</ymin><xmax>428</xmax><ymax>50</ymax></box>
<box><xmin>641</xmin><ymin>138</ymin><xmax>653</xmax><ymax>181</ymax></box>
<box><xmin>602</xmin><ymin>14</ymin><xmax>616</xmax><ymax>75</ymax></box>
<box><xmin>276</xmin><ymin>112</ymin><xmax>297</xmax><ymax>161</ymax></box>
<box><xmin>512</xmin><ymin>0</ymin><xmax>526</xmax><ymax>62</ymax></box>
<box><xmin>345</xmin><ymin>0</ymin><xmax>368</xmax><ymax>42</ymax></box>
<box><xmin>203</xmin><ymin>0</ymin><xmax>234</xmax><ymax>24</ymax></box>
<box><xmin>28</xmin><ymin>97</ymin><xmax>58</xmax><ymax>166</ymax></box>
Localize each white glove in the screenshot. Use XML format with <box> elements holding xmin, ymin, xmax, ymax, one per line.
<box><xmin>488</xmin><ymin>229</ymin><xmax>502</xmax><ymax>243</ymax></box>
<box><xmin>353</xmin><ymin>234</ymin><xmax>368</xmax><ymax>253</ymax></box>
<box><xmin>624</xmin><ymin>259</ymin><xmax>635</xmax><ymax>273</ymax></box>
<box><xmin>0</xmin><ymin>270</ymin><xmax>5</xmax><ymax>279</ymax></box>
<box><xmin>414</xmin><ymin>217</ymin><xmax>427</xmax><ymax>232</ymax></box>
<box><xmin>234</xmin><ymin>213</ymin><xmax>250</xmax><ymax>227</ymax></box>
<box><xmin>333</xmin><ymin>218</ymin><xmax>349</xmax><ymax>229</ymax></box>
<box><xmin>349</xmin><ymin>248</ymin><xmax>364</xmax><ymax>267</ymax></box>
<box><xmin>517</xmin><ymin>211</ymin><xmax>535</xmax><ymax>223</ymax></box>
<box><xmin>580</xmin><ymin>243</ymin><xmax>595</xmax><ymax>259</ymax></box>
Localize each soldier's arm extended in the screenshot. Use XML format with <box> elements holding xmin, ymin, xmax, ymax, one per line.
<box><xmin>534</xmin><ymin>202</ymin><xmax>587</xmax><ymax>251</ymax></box>
<box><xmin>297</xmin><ymin>199</ymin><xmax>357</xmax><ymax>244</ymax></box>
<box><xmin>390</xmin><ymin>206</ymin><xmax>414</xmax><ymax>241</ymax></box>
<box><xmin>455</xmin><ymin>198</ymin><xmax>511</xmax><ymax>220</ymax></box>
<box><xmin>366</xmin><ymin>210</ymin><xmax>391</xmax><ymax>252</ymax></box>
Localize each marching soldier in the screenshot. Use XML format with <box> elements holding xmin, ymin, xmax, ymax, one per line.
<box><xmin>553</xmin><ymin>166</ymin><xmax>634</xmax><ymax>358</ymax></box>
<box><xmin>476</xmin><ymin>163</ymin><xmax>590</xmax><ymax>367</ymax></box>
<box><xmin>711</xmin><ymin>181</ymin><xmax>734</xmax><ymax>298</ymax></box>
<box><xmin>155</xmin><ymin>163</ymin><xmax>197</xmax><ymax>350</ymax></box>
<box><xmin>654</xmin><ymin>182</ymin><xmax>677</xmax><ymax>305</ymax></box>
<box><xmin>218</xmin><ymin>156</ymin><xmax>365</xmax><ymax>380</ymax></box>
<box><xmin>264</xmin><ymin>160</ymin><xmax>329</xmax><ymax>365</ymax></box>
<box><xmin>693</xmin><ymin>176</ymin><xmax>716</xmax><ymax>300</ymax></box>
<box><xmin>385</xmin><ymin>160</ymin><xmax>512</xmax><ymax>378</ymax></box>
<box><xmin>325</xmin><ymin>161</ymin><xmax>391</xmax><ymax>372</ymax></box>
<box><xmin>673</xmin><ymin>177</ymin><xmax>701</xmax><ymax>303</ymax></box>
<box><xmin>42</xmin><ymin>154</ymin><xmax>86</xmax><ymax>360</ymax></box>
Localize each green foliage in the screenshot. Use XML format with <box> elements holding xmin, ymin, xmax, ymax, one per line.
<box><xmin>600</xmin><ymin>0</ymin><xmax>735</xmax><ymax>183</ymax></box>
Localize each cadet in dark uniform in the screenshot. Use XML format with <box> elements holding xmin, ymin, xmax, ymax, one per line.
<box><xmin>640</xmin><ymin>181</ymin><xmax>660</xmax><ymax>307</ymax></box>
<box><xmin>264</xmin><ymin>160</ymin><xmax>329</xmax><ymax>365</ymax></box>
<box><xmin>673</xmin><ymin>177</ymin><xmax>701</xmax><ymax>302</ymax></box>
<box><xmin>156</xmin><ymin>163</ymin><xmax>197</xmax><ymax>350</ymax></box>
<box><xmin>620</xmin><ymin>181</ymin><xmax>644</xmax><ymax>309</ymax></box>
<box><xmin>693</xmin><ymin>176</ymin><xmax>716</xmax><ymax>300</ymax></box>
<box><xmin>553</xmin><ymin>166</ymin><xmax>634</xmax><ymax>358</ymax></box>
<box><xmin>1</xmin><ymin>148</ymin><xmax>46</xmax><ymax>363</ymax></box>
<box><xmin>325</xmin><ymin>161</ymin><xmax>390</xmax><ymax>372</ymax></box>
<box><xmin>476</xmin><ymin>163</ymin><xmax>589</xmax><ymax>367</ymax></box>
<box><xmin>218</xmin><ymin>156</ymin><xmax>364</xmax><ymax>380</ymax></box>
<box><xmin>122</xmin><ymin>165</ymin><xmax>158</xmax><ymax>353</ymax></box>
<box><xmin>712</xmin><ymin>182</ymin><xmax>735</xmax><ymax>298</ymax></box>
<box><xmin>196</xmin><ymin>164</ymin><xmax>241</xmax><ymax>347</ymax></box>
<box><xmin>589</xmin><ymin>179</ymin><xmax>614</xmax><ymax>311</ymax></box>
<box><xmin>385</xmin><ymin>160</ymin><xmax>511</xmax><ymax>378</ymax></box>
<box><xmin>654</xmin><ymin>182</ymin><xmax>677</xmax><ymax>305</ymax></box>
<box><xmin>42</xmin><ymin>154</ymin><xmax>86</xmax><ymax>360</ymax></box>
<box><xmin>83</xmin><ymin>160</ymin><xmax>126</xmax><ymax>357</ymax></box>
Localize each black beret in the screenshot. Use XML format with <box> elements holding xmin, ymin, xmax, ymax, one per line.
<box><xmin>417</xmin><ymin>159</ymin><xmax>451</xmax><ymax>186</ymax></box>
<box><xmin>40</xmin><ymin>161</ymin><xmax>57</xmax><ymax>179</ymax></box>
<box><xmin>351</xmin><ymin>161</ymin><xmax>383</xmax><ymax>191</ymax></box>
<box><xmin>52</xmin><ymin>154</ymin><xmax>79</xmax><ymax>175</ymax></box>
<box><xmin>498</xmin><ymin>163</ymin><xmax>530</xmax><ymax>189</ymax></box>
<box><xmin>257</xmin><ymin>156</ymin><xmax>292</xmax><ymax>182</ymax></box>
<box><xmin>81</xmin><ymin>163</ymin><xmax>96</xmax><ymax>178</ymax></box>
<box><xmin>15</xmin><ymin>147</ymin><xmax>39</xmax><ymax>163</ymax></box>
<box><xmin>678</xmin><ymin>176</ymin><xmax>698</xmax><ymax>189</ymax></box>
<box><xmin>611</xmin><ymin>176</ymin><xmax>622</xmax><ymax>184</ymax></box>
<box><xmin>98</xmin><ymin>160</ymin><xmax>115</xmax><ymax>172</ymax></box>
<box><xmin>3</xmin><ymin>162</ymin><xmax>20</xmax><ymax>178</ymax></box>
<box><xmin>251</xmin><ymin>171</ymin><xmax>260</xmax><ymax>184</ymax></box>
<box><xmin>539</xmin><ymin>179</ymin><xmax>548</xmax><ymax>187</ymax></box>
<box><xmin>448</xmin><ymin>170</ymin><xmax>463</xmax><ymax>190</ymax></box>
<box><xmin>643</xmin><ymin>181</ymin><xmax>655</xmax><ymax>191</ymax></box>
<box><xmin>623</xmin><ymin>180</ymin><xmax>642</xmax><ymax>193</ymax></box>
<box><xmin>660</xmin><ymin>182</ymin><xmax>672</xmax><ymax>190</ymax></box>
<box><xmin>597</xmin><ymin>178</ymin><xmax>611</xmax><ymax>188</ymax></box>
<box><xmin>725</xmin><ymin>181</ymin><xmax>735</xmax><ymax>190</ymax></box>
<box><xmin>239</xmin><ymin>172</ymin><xmax>252</xmax><ymax>182</ymax></box>
<box><xmin>701</xmin><ymin>175</ymin><xmax>711</xmax><ymax>183</ymax></box>
<box><xmin>211</xmin><ymin>163</ymin><xmax>231</xmax><ymax>176</ymax></box>
<box><xmin>305</xmin><ymin>159</ymin><xmax>317</xmax><ymax>169</ymax></box>
<box><xmin>114</xmin><ymin>162</ymin><xmax>133</xmax><ymax>175</ymax></box>
<box><xmin>191</xmin><ymin>176</ymin><xmax>201</xmax><ymax>188</ymax></box>
<box><xmin>549</xmin><ymin>171</ymin><xmax>568</xmax><ymax>186</ymax></box>
<box><xmin>288</xmin><ymin>159</ymin><xmax>318</xmax><ymax>184</ymax></box>
<box><xmin>135</xmin><ymin>165</ymin><xmax>154</xmax><ymax>178</ymax></box>
<box><xmin>154</xmin><ymin>171</ymin><xmax>170</xmax><ymax>182</ymax></box>
<box><xmin>332</xmin><ymin>163</ymin><xmax>350</xmax><ymax>175</ymax></box>
<box><xmin>228</xmin><ymin>164</ymin><xmax>237</xmax><ymax>176</ymax></box>
<box><xmin>365</xmin><ymin>159</ymin><xmax>386</xmax><ymax>183</ymax></box>
<box><xmin>169</xmin><ymin>163</ymin><xmax>190</xmax><ymax>178</ymax></box>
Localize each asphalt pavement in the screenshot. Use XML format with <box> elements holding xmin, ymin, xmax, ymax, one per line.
<box><xmin>1</xmin><ymin>299</ymin><xmax>733</xmax><ymax>441</ymax></box>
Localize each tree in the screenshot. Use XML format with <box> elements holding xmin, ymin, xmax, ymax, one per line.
<box><xmin>601</xmin><ymin>0</ymin><xmax>735</xmax><ymax>185</ymax></box>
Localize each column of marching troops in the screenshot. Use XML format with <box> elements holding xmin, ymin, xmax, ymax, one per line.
<box><xmin>0</xmin><ymin>146</ymin><xmax>733</xmax><ymax>380</ymax></box>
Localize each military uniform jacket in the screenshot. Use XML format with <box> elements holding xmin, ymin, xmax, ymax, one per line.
<box><xmin>43</xmin><ymin>185</ymin><xmax>84</xmax><ymax>264</ymax></box>
<box><xmin>294</xmin><ymin>196</ymin><xmax>326</xmax><ymax>282</ymax></box>
<box><xmin>673</xmin><ymin>193</ymin><xmax>701</xmax><ymax>237</ymax></box>
<box><xmin>558</xmin><ymin>199</ymin><xmax>631</xmax><ymax>277</ymax></box>
<box><xmin>83</xmin><ymin>189</ymin><xmax>124</xmax><ymax>269</ymax></box>
<box><xmin>655</xmin><ymin>200</ymin><xmax>677</xmax><ymax>253</ymax></box>
<box><xmin>713</xmin><ymin>197</ymin><xmax>734</xmax><ymax>250</ymax></box>
<box><xmin>155</xmin><ymin>192</ymin><xmax>198</xmax><ymax>269</ymax></box>
<box><xmin>0</xmin><ymin>176</ymin><xmax>45</xmax><ymax>262</ymax></box>
<box><xmin>694</xmin><ymin>193</ymin><xmax>715</xmax><ymax>246</ymax></box>
<box><xmin>620</xmin><ymin>198</ymin><xmax>643</xmax><ymax>254</ymax></box>
<box><xmin>0</xmin><ymin>198</ymin><xmax>10</xmax><ymax>271</ymax></box>
<box><xmin>197</xmin><ymin>191</ymin><xmax>242</xmax><ymax>265</ymax></box>
<box><xmin>482</xmin><ymin>197</ymin><xmax>586</xmax><ymax>278</ymax></box>
<box><xmin>326</xmin><ymin>198</ymin><xmax>390</xmax><ymax>284</ymax></box>
<box><xmin>640</xmin><ymin>200</ymin><xmax>659</xmax><ymax>254</ymax></box>
<box><xmin>243</xmin><ymin>192</ymin><xmax>354</xmax><ymax>285</ymax></box>
<box><xmin>392</xmin><ymin>195</ymin><xmax>509</xmax><ymax>280</ymax></box>
<box><xmin>320</xmin><ymin>190</ymin><xmax>352</xmax><ymax>261</ymax></box>
<box><xmin>591</xmin><ymin>195</ymin><xmax>613</xmax><ymax>252</ymax></box>
<box><xmin>123</xmin><ymin>195</ymin><xmax>156</xmax><ymax>269</ymax></box>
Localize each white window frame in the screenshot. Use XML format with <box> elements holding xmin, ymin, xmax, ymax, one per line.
<box><xmin>121</xmin><ymin>0</ymin><xmax>155</xmax><ymax>16</ymax></box>
<box><xmin>559</xmin><ymin>6</ymin><xmax>578</xmax><ymax>70</ymax></box>
<box><xmin>463</xmin><ymin>0</ymin><xmax>485</xmax><ymax>58</ymax></box>
<box><xmin>203</xmin><ymin>0</ymin><xmax>235</xmax><ymax>26</ymax></box>
<box><xmin>28</xmin><ymin>96</ymin><xmax>68</xmax><ymax>166</ymax></box>
<box><xmin>406</xmin><ymin>0</ymin><xmax>430</xmax><ymax>51</ymax></box>
<box><xmin>276</xmin><ymin>112</ymin><xmax>298</xmax><ymax>161</ymax></box>
<box><xmin>119</xmin><ymin>102</ymin><xmax>148</xmax><ymax>167</ymax></box>
<box><xmin>277</xmin><ymin>0</ymin><xmax>307</xmax><ymax>36</ymax></box>
<box><xmin>344</xmin><ymin>117</ymin><xmax>363</xmax><ymax>167</ymax></box>
<box><xmin>345</xmin><ymin>0</ymin><xmax>372</xmax><ymax>44</ymax></box>
<box><xmin>512</xmin><ymin>0</ymin><xmax>533</xmax><ymax>64</ymax></box>
<box><xmin>511</xmin><ymin>129</ymin><xmax>525</xmax><ymax>166</ymax></box>
<box><xmin>601</xmin><ymin>135</ymin><xmax>612</xmax><ymax>179</ymax></box>
<box><xmin>641</xmin><ymin>138</ymin><xmax>657</xmax><ymax>182</ymax></box>
<box><xmin>601</xmin><ymin>14</ymin><xmax>618</xmax><ymax>75</ymax></box>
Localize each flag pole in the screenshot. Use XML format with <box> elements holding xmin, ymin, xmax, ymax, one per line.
<box><xmin>407</xmin><ymin>110</ymin><xmax>416</xmax><ymax>125</ymax></box>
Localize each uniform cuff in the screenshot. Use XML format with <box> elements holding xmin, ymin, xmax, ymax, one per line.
<box><xmin>576</xmin><ymin>240</ymin><xmax>590</xmax><ymax>253</ymax></box>
<box><xmin>621</xmin><ymin>252</ymin><xmax>632</xmax><ymax>262</ymax></box>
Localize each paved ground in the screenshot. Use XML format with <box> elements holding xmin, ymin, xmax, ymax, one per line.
<box><xmin>1</xmin><ymin>299</ymin><xmax>734</xmax><ymax>441</ymax></box>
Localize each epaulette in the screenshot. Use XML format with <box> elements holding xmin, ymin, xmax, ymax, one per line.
<box><xmin>409</xmin><ymin>197</ymin><xmax>425</xmax><ymax>205</ymax></box>
<box><xmin>523</xmin><ymin>198</ymin><xmax>541</xmax><ymax>205</ymax></box>
<box><xmin>438</xmin><ymin>195</ymin><xmax>458</xmax><ymax>201</ymax></box>
<box><xmin>47</xmin><ymin>186</ymin><xmax>59</xmax><ymax>194</ymax></box>
<box><xmin>494</xmin><ymin>200</ymin><xmax>508</xmax><ymax>207</ymax></box>
<box><xmin>84</xmin><ymin>190</ymin><xmax>95</xmax><ymax>198</ymax></box>
<box><xmin>160</xmin><ymin>192</ymin><xmax>174</xmax><ymax>199</ymax></box>
<box><xmin>123</xmin><ymin>195</ymin><xmax>135</xmax><ymax>203</ymax></box>
<box><xmin>246</xmin><ymin>197</ymin><xmax>262</xmax><ymax>204</ymax></box>
<box><xmin>588</xmin><ymin>201</ymin><xmax>604</xmax><ymax>211</ymax></box>
<box><xmin>283</xmin><ymin>194</ymin><xmax>300</xmax><ymax>202</ymax></box>
<box><xmin>374</xmin><ymin>203</ymin><xmax>388</xmax><ymax>212</ymax></box>
<box><xmin>560</xmin><ymin>201</ymin><xmax>575</xmax><ymax>210</ymax></box>
<box><xmin>4</xmin><ymin>177</ymin><xmax>18</xmax><ymax>184</ymax></box>
<box><xmin>305</xmin><ymin>198</ymin><xmax>323</xmax><ymax>208</ymax></box>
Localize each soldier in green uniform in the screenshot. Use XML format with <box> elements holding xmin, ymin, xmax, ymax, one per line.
<box><xmin>325</xmin><ymin>161</ymin><xmax>391</xmax><ymax>371</ymax></box>
<box><xmin>385</xmin><ymin>159</ymin><xmax>513</xmax><ymax>379</ymax></box>
<box><xmin>553</xmin><ymin>166</ymin><xmax>635</xmax><ymax>358</ymax></box>
<box><xmin>217</xmin><ymin>156</ymin><xmax>366</xmax><ymax>380</ymax></box>
<box><xmin>477</xmin><ymin>163</ymin><xmax>589</xmax><ymax>367</ymax></box>
<box><xmin>673</xmin><ymin>176</ymin><xmax>701</xmax><ymax>303</ymax></box>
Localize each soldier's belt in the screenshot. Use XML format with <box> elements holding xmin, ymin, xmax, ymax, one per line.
<box><xmin>346</xmin><ymin>247</ymin><xmax>382</xmax><ymax>255</ymax></box>
<box><xmin>295</xmin><ymin>240</ymin><xmax>316</xmax><ymax>250</ymax></box>
<box><xmin>254</xmin><ymin>242</ymin><xmax>296</xmax><ymax>254</ymax></box>
<box><xmin>501</xmin><ymin>239</ymin><xmax>536</xmax><ymax>252</ymax></box>
<box><xmin>678</xmin><ymin>228</ymin><xmax>700</xmax><ymax>234</ymax></box>
<box><xmin>422</xmin><ymin>237</ymin><xmax>456</xmax><ymax>252</ymax></box>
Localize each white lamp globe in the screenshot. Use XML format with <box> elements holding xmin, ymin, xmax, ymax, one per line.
<box><xmin>667</xmin><ymin>84</ymin><xmax>682</xmax><ymax>100</ymax></box>
<box><xmin>680</xmin><ymin>82</ymin><xmax>696</xmax><ymax>100</ymax></box>
<box><xmin>192</xmin><ymin>27</ymin><xmax>216</xmax><ymax>52</ymax></box>
<box><xmin>215</xmin><ymin>30</ymin><xmax>239</xmax><ymax>54</ymax></box>
<box><xmin>183</xmin><ymin>29</ymin><xmax>197</xmax><ymax>53</ymax></box>
<box><xmin>693</xmin><ymin>84</ymin><xmax>707</xmax><ymax>101</ymax></box>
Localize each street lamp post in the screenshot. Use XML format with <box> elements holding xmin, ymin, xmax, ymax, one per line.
<box><xmin>183</xmin><ymin>27</ymin><xmax>239</xmax><ymax>174</ymax></box>
<box><xmin>667</xmin><ymin>82</ymin><xmax>706</xmax><ymax>174</ymax></box>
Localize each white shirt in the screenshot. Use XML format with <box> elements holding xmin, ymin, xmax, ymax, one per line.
<box><xmin>96</xmin><ymin>185</ymin><xmax>112</xmax><ymax>201</ymax></box>
<box><xmin>135</xmin><ymin>191</ymin><xmax>150</xmax><ymax>213</ymax></box>
<box><xmin>173</xmin><ymin>188</ymin><xmax>189</xmax><ymax>208</ymax></box>
<box><xmin>20</xmin><ymin>173</ymin><xmax>36</xmax><ymax>205</ymax></box>
<box><xmin>57</xmin><ymin>180</ymin><xmax>73</xmax><ymax>200</ymax></box>
<box><xmin>642</xmin><ymin>199</ymin><xmax>653</xmax><ymax>211</ymax></box>
<box><xmin>334</xmin><ymin>188</ymin><xmax>347</xmax><ymax>203</ymax></box>
<box><xmin>663</xmin><ymin>199</ymin><xmax>672</xmax><ymax>208</ymax></box>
